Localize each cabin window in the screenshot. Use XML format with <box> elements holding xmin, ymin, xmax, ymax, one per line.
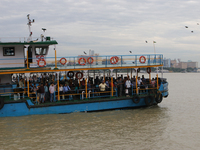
<box><xmin>3</xmin><ymin>47</ymin><xmax>15</xmax><ymax>56</ymax></box>
<box><xmin>35</xmin><ymin>47</ymin><xmax>48</xmax><ymax>55</ymax></box>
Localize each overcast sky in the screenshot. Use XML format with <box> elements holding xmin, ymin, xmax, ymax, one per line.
<box><xmin>0</xmin><ymin>0</ymin><xmax>200</xmax><ymax>62</ymax></box>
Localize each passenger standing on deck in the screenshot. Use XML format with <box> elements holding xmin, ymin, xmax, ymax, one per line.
<box><xmin>125</xmin><ymin>77</ymin><xmax>131</xmax><ymax>97</ymax></box>
<box><xmin>44</xmin><ymin>83</ymin><xmax>49</xmax><ymax>102</ymax></box>
<box><xmin>118</xmin><ymin>78</ymin><xmax>123</xmax><ymax>97</ymax></box>
<box><xmin>49</xmin><ymin>83</ymin><xmax>56</xmax><ymax>102</ymax></box>
<box><xmin>99</xmin><ymin>80</ymin><xmax>107</xmax><ymax>96</ymax></box>
<box><xmin>39</xmin><ymin>83</ymin><xmax>45</xmax><ymax>103</ymax></box>
<box><xmin>137</xmin><ymin>77</ymin><xmax>142</xmax><ymax>93</ymax></box>
<box><xmin>19</xmin><ymin>78</ymin><xmax>24</xmax><ymax>99</ymax></box>
<box><xmin>63</xmin><ymin>83</ymin><xmax>71</xmax><ymax>99</ymax></box>
<box><xmin>59</xmin><ymin>84</ymin><xmax>64</xmax><ymax>100</ymax></box>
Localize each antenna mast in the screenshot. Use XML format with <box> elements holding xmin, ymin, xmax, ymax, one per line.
<box><xmin>27</xmin><ymin>14</ymin><xmax>35</xmax><ymax>41</ymax></box>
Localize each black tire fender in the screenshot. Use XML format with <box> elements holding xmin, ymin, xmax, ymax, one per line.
<box><xmin>132</xmin><ymin>95</ymin><xmax>140</xmax><ymax>104</ymax></box>
<box><xmin>0</xmin><ymin>98</ymin><xmax>4</xmax><ymax>110</ymax></box>
<box><xmin>145</xmin><ymin>96</ymin><xmax>154</xmax><ymax>106</ymax></box>
<box><xmin>155</xmin><ymin>93</ymin><xmax>163</xmax><ymax>103</ymax></box>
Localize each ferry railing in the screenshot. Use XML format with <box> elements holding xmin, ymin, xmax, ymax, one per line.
<box><xmin>0</xmin><ymin>54</ymin><xmax>163</xmax><ymax>70</ymax></box>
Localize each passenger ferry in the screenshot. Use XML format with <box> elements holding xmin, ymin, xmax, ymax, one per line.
<box><xmin>0</xmin><ymin>15</ymin><xmax>168</xmax><ymax>117</ymax></box>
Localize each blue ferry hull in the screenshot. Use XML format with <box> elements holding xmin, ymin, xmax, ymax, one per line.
<box><xmin>1</xmin><ymin>98</ymin><xmax>148</xmax><ymax>117</ymax></box>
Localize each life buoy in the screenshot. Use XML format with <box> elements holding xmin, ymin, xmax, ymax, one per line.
<box><xmin>145</xmin><ymin>96</ymin><xmax>154</xmax><ymax>106</ymax></box>
<box><xmin>37</xmin><ymin>59</ymin><xmax>46</xmax><ymax>67</ymax></box>
<box><xmin>75</xmin><ymin>72</ymin><xmax>83</xmax><ymax>79</ymax></box>
<box><xmin>155</xmin><ymin>92</ymin><xmax>163</xmax><ymax>103</ymax></box>
<box><xmin>147</xmin><ymin>67</ymin><xmax>151</xmax><ymax>74</ymax></box>
<box><xmin>132</xmin><ymin>95</ymin><xmax>140</xmax><ymax>104</ymax></box>
<box><xmin>110</xmin><ymin>56</ymin><xmax>119</xmax><ymax>64</ymax></box>
<box><xmin>0</xmin><ymin>98</ymin><xmax>4</xmax><ymax>110</ymax></box>
<box><xmin>134</xmin><ymin>68</ymin><xmax>140</xmax><ymax>73</ymax></box>
<box><xmin>67</xmin><ymin>71</ymin><xmax>74</xmax><ymax>78</ymax></box>
<box><xmin>87</xmin><ymin>57</ymin><xmax>94</xmax><ymax>64</ymax></box>
<box><xmin>78</xmin><ymin>57</ymin><xmax>86</xmax><ymax>65</ymax></box>
<box><xmin>139</xmin><ymin>56</ymin><xmax>146</xmax><ymax>63</ymax></box>
<box><xmin>60</xmin><ymin>57</ymin><xmax>67</xmax><ymax>65</ymax></box>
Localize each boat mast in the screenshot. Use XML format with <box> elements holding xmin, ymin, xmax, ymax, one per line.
<box><xmin>27</xmin><ymin>14</ymin><xmax>34</xmax><ymax>42</ymax></box>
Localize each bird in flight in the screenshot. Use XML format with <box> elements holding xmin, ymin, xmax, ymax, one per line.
<box><xmin>83</xmin><ymin>51</ymin><xmax>87</xmax><ymax>54</ymax></box>
<box><xmin>129</xmin><ymin>51</ymin><xmax>132</xmax><ymax>53</ymax></box>
<box><xmin>145</xmin><ymin>41</ymin><xmax>148</xmax><ymax>43</ymax></box>
<box><xmin>185</xmin><ymin>26</ymin><xmax>188</xmax><ymax>28</ymax></box>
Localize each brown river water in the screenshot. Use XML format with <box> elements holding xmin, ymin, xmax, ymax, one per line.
<box><xmin>0</xmin><ymin>73</ymin><xmax>200</xmax><ymax>150</ymax></box>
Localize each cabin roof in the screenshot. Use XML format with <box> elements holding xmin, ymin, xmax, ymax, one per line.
<box><xmin>0</xmin><ymin>40</ymin><xmax>58</xmax><ymax>46</ymax></box>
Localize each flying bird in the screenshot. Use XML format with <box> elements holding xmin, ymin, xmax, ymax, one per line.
<box><xmin>197</xmin><ymin>23</ymin><xmax>199</xmax><ymax>25</ymax></box>
<box><xmin>145</xmin><ymin>41</ymin><xmax>148</xmax><ymax>43</ymax></box>
<box><xmin>83</xmin><ymin>51</ymin><xmax>87</xmax><ymax>54</ymax></box>
<box><xmin>185</xmin><ymin>26</ymin><xmax>188</xmax><ymax>28</ymax></box>
<box><xmin>191</xmin><ymin>31</ymin><xmax>193</xmax><ymax>33</ymax></box>
<box><xmin>129</xmin><ymin>51</ymin><xmax>132</xmax><ymax>53</ymax></box>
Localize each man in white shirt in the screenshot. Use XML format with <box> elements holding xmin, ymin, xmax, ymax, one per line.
<box><xmin>125</xmin><ymin>77</ymin><xmax>131</xmax><ymax>97</ymax></box>
<box><xmin>49</xmin><ymin>83</ymin><xmax>56</xmax><ymax>102</ymax></box>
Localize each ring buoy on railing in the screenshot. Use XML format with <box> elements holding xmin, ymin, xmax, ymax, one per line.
<box><xmin>145</xmin><ymin>95</ymin><xmax>154</xmax><ymax>106</ymax></box>
<box><xmin>37</xmin><ymin>59</ymin><xmax>46</xmax><ymax>67</ymax></box>
<box><xmin>60</xmin><ymin>57</ymin><xmax>67</xmax><ymax>65</ymax></box>
<box><xmin>0</xmin><ymin>98</ymin><xmax>4</xmax><ymax>110</ymax></box>
<box><xmin>67</xmin><ymin>71</ymin><xmax>74</xmax><ymax>78</ymax></box>
<box><xmin>132</xmin><ymin>95</ymin><xmax>140</xmax><ymax>104</ymax></box>
<box><xmin>78</xmin><ymin>57</ymin><xmax>86</xmax><ymax>66</ymax></box>
<box><xmin>134</xmin><ymin>68</ymin><xmax>140</xmax><ymax>73</ymax></box>
<box><xmin>110</xmin><ymin>56</ymin><xmax>119</xmax><ymax>64</ymax></box>
<box><xmin>147</xmin><ymin>67</ymin><xmax>151</xmax><ymax>74</ymax></box>
<box><xmin>139</xmin><ymin>56</ymin><xmax>146</xmax><ymax>63</ymax></box>
<box><xmin>87</xmin><ymin>57</ymin><xmax>94</xmax><ymax>64</ymax></box>
<box><xmin>75</xmin><ymin>72</ymin><xmax>84</xmax><ymax>79</ymax></box>
<box><xmin>155</xmin><ymin>92</ymin><xmax>163</xmax><ymax>103</ymax></box>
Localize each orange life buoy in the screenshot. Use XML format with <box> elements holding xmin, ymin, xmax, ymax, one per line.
<box><xmin>37</xmin><ymin>58</ymin><xmax>46</xmax><ymax>67</ymax></box>
<box><xmin>147</xmin><ymin>67</ymin><xmax>151</xmax><ymax>74</ymax></box>
<box><xmin>75</xmin><ymin>72</ymin><xmax>83</xmax><ymax>79</ymax></box>
<box><xmin>78</xmin><ymin>57</ymin><xmax>86</xmax><ymax>65</ymax></box>
<box><xmin>87</xmin><ymin>57</ymin><xmax>94</xmax><ymax>64</ymax></box>
<box><xmin>110</xmin><ymin>56</ymin><xmax>119</xmax><ymax>64</ymax></box>
<box><xmin>60</xmin><ymin>57</ymin><xmax>67</xmax><ymax>65</ymax></box>
<box><xmin>139</xmin><ymin>56</ymin><xmax>146</xmax><ymax>63</ymax></box>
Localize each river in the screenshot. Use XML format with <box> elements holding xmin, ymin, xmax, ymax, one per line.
<box><xmin>0</xmin><ymin>73</ymin><xmax>200</xmax><ymax>150</ymax></box>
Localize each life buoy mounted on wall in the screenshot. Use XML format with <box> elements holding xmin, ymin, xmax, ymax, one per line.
<box><xmin>60</xmin><ymin>58</ymin><xmax>67</xmax><ymax>65</ymax></box>
<box><xmin>78</xmin><ymin>57</ymin><xmax>86</xmax><ymax>66</ymax></box>
<box><xmin>75</xmin><ymin>72</ymin><xmax>84</xmax><ymax>79</ymax></box>
<box><xmin>110</xmin><ymin>56</ymin><xmax>119</xmax><ymax>64</ymax></box>
<box><xmin>139</xmin><ymin>56</ymin><xmax>146</xmax><ymax>63</ymax></box>
<box><xmin>147</xmin><ymin>67</ymin><xmax>151</xmax><ymax>74</ymax></box>
<box><xmin>37</xmin><ymin>59</ymin><xmax>46</xmax><ymax>67</ymax></box>
<box><xmin>87</xmin><ymin>57</ymin><xmax>94</xmax><ymax>64</ymax></box>
<box><xmin>67</xmin><ymin>71</ymin><xmax>74</xmax><ymax>78</ymax></box>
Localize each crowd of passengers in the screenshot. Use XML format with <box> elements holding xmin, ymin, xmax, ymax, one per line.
<box><xmin>12</xmin><ymin>73</ymin><xmax>158</xmax><ymax>104</ymax></box>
